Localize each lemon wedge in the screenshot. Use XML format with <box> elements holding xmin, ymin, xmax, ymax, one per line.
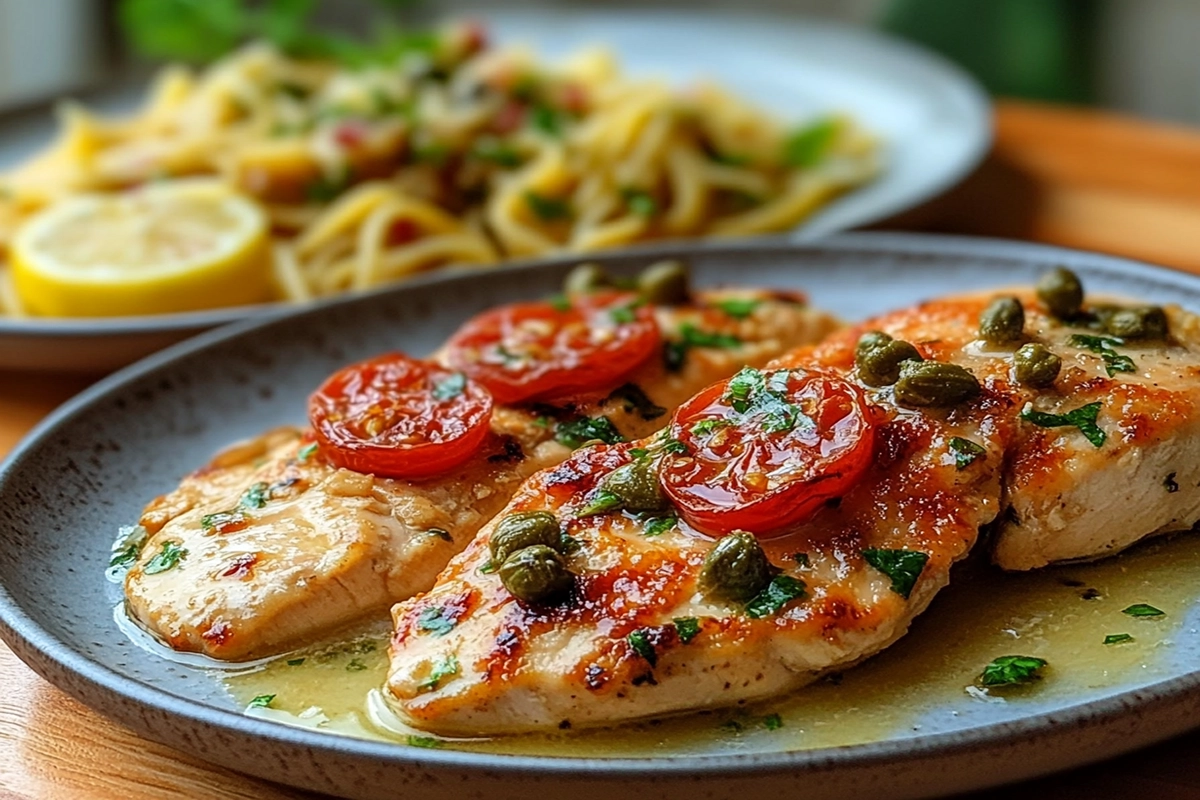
<box><xmin>11</xmin><ymin>179</ymin><xmax>273</xmax><ymax>317</ymax></box>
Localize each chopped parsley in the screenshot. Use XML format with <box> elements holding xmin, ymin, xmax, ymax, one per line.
<box><xmin>627</xmin><ymin>629</ymin><xmax>657</xmax><ymax>666</ymax></box>
<box><xmin>1165</xmin><ymin>472</ymin><xmax>1180</xmax><ymax>493</ymax></box>
<box><xmin>1103</xmin><ymin>633</ymin><xmax>1134</xmax><ymax>645</ymax></box>
<box><xmin>579</xmin><ymin>489</ymin><xmax>623</xmax><ymax>517</ymax></box>
<box><xmin>417</xmin><ymin>606</ymin><xmax>457</xmax><ymax>637</ymax></box>
<box><xmin>297</xmin><ymin>442</ymin><xmax>319</xmax><ymax>462</ymax></box>
<box><xmin>346</xmin><ymin>658</ymin><xmax>369</xmax><ymax>672</ymax></box>
<box><xmin>783</xmin><ymin>117</ymin><xmax>839</xmax><ymax>168</ymax></box>
<box><xmin>643</xmin><ymin>515</ymin><xmax>677</xmax><ymax>537</ymax></box>
<box><xmin>664</xmin><ymin>323</ymin><xmax>742</xmax><ymax>371</ymax></box>
<box><xmin>530</xmin><ymin>104</ymin><xmax>565</xmax><ymax>137</ymax></box>
<box><xmin>524</xmin><ymin>191</ymin><xmax>572</xmax><ymax>221</ymax></box>
<box><xmin>247</xmin><ymin>694</ymin><xmax>276</xmax><ymax>709</ymax></box>
<box><xmin>609</xmin><ymin>299</ymin><xmax>645</xmax><ymax>324</ymax></box>
<box><xmin>286</xmin><ymin>658</ymin><xmax>306</xmax><ymax>666</ymax></box>
<box><xmin>143</xmin><ymin>540</ymin><xmax>188</xmax><ymax>575</ymax></box>
<box><xmin>432</xmin><ymin>372</ymin><xmax>467</xmax><ymax>401</ymax></box>
<box><xmin>762</xmin><ymin>713</ymin><xmax>784</xmax><ymax>731</ymax></box>
<box><xmin>673</xmin><ymin>617</ymin><xmax>701</xmax><ymax>644</ymax></box>
<box><xmin>621</xmin><ymin>187</ymin><xmax>658</xmax><ymax>217</ymax></box>
<box><xmin>690</xmin><ymin>419</ymin><xmax>729</xmax><ymax>437</ymax></box>
<box><xmin>746</xmin><ymin>575</ymin><xmax>807</xmax><ymax>619</ymax></box>
<box><xmin>305</xmin><ymin>168</ymin><xmax>351</xmax><ymax>203</ymax></box>
<box><xmin>719</xmin><ymin>367</ymin><xmax>812</xmax><ymax>435</ymax></box>
<box><xmin>604</xmin><ymin>383</ymin><xmax>666</xmax><ymax>420</ymax></box>
<box><xmin>1020</xmin><ymin>401</ymin><xmax>1106</xmax><ymax>448</ymax></box>
<box><xmin>712</xmin><ymin>297</ymin><xmax>762</xmax><ymax>319</ymax></box>
<box><xmin>471</xmin><ymin>139</ymin><xmax>522</xmax><ymax>167</ymax></box>
<box><xmin>201</xmin><ymin>509</ymin><xmax>249</xmax><ymax>533</ymax></box>
<box><xmin>478</xmin><ymin>560</ymin><xmax>497</xmax><ymax>575</ymax></box>
<box><xmin>1122</xmin><ymin>603</ymin><xmax>1165</xmax><ymax>618</ymax></box>
<box><xmin>406</xmin><ymin>735</ymin><xmax>443</xmax><ymax>749</ymax></box>
<box><xmin>418</xmin><ymin>654</ymin><xmax>460</xmax><ymax>691</ymax></box>
<box><xmin>555</xmin><ymin>416</ymin><xmax>624</xmax><ymax>449</ymax></box>
<box><xmin>978</xmin><ymin>655</ymin><xmax>1048</xmax><ymax>687</ymax></box>
<box><xmin>1067</xmin><ymin>334</ymin><xmax>1136</xmax><ymax>377</ymax></box>
<box><xmin>629</xmin><ymin>447</ymin><xmax>649</xmax><ymax>459</ymax></box>
<box><xmin>862</xmin><ymin>548</ymin><xmax>929</xmax><ymax>599</ymax></box>
<box><xmin>240</xmin><ymin>482</ymin><xmax>270</xmax><ymax>509</ymax></box>
<box><xmin>108</xmin><ymin>526</ymin><xmax>148</xmax><ymax>574</ymax></box>
<box><xmin>661</xmin><ymin>436</ymin><xmax>689</xmax><ymax>455</ymax></box>
<box><xmin>948</xmin><ymin>437</ymin><xmax>986</xmax><ymax>470</ymax></box>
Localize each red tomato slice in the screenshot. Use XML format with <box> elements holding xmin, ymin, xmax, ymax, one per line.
<box><xmin>442</xmin><ymin>291</ymin><xmax>662</xmax><ymax>405</ymax></box>
<box><xmin>660</xmin><ymin>367</ymin><xmax>877</xmax><ymax>537</ymax></box>
<box><xmin>308</xmin><ymin>353</ymin><xmax>493</xmax><ymax>480</ymax></box>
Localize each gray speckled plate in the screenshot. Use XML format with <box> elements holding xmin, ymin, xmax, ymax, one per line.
<box><xmin>0</xmin><ymin>8</ymin><xmax>990</xmax><ymax>372</ymax></box>
<box><xmin>4</xmin><ymin>233</ymin><xmax>1200</xmax><ymax>800</ymax></box>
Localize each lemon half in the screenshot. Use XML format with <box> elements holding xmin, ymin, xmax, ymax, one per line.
<box><xmin>11</xmin><ymin>179</ymin><xmax>273</xmax><ymax>317</ymax></box>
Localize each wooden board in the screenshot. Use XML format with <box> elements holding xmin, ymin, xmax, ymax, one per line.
<box><xmin>5</xmin><ymin>100</ymin><xmax>1200</xmax><ymax>798</ymax></box>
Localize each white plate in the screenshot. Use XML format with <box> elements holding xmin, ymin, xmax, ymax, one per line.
<box><xmin>0</xmin><ymin>10</ymin><xmax>990</xmax><ymax>372</ymax></box>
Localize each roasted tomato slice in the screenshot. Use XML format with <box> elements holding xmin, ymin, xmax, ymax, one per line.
<box><xmin>309</xmin><ymin>353</ymin><xmax>493</xmax><ymax>480</ymax></box>
<box><xmin>660</xmin><ymin>367</ymin><xmax>877</xmax><ymax>537</ymax></box>
<box><xmin>443</xmin><ymin>291</ymin><xmax>661</xmax><ymax>405</ymax></box>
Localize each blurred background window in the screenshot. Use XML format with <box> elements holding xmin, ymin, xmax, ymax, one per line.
<box><xmin>1</xmin><ymin>0</ymin><xmax>1200</xmax><ymax>125</ymax></box>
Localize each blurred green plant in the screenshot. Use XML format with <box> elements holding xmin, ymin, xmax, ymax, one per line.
<box><xmin>117</xmin><ymin>0</ymin><xmax>423</xmax><ymax>65</ymax></box>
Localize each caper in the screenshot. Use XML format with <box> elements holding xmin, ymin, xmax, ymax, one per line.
<box><xmin>856</xmin><ymin>338</ymin><xmax>923</xmax><ymax>387</ymax></box>
<box><xmin>1105</xmin><ymin>305</ymin><xmax>1168</xmax><ymax>340</ymax></box>
<box><xmin>637</xmin><ymin>260</ymin><xmax>690</xmax><ymax>306</ymax></box>
<box><xmin>563</xmin><ymin>262</ymin><xmax>612</xmax><ymax>295</ymax></box>
<box><xmin>499</xmin><ymin>544</ymin><xmax>574</xmax><ymax>604</ymax></box>
<box><xmin>893</xmin><ymin>360</ymin><xmax>981</xmax><ymax>408</ymax></box>
<box><xmin>490</xmin><ymin>511</ymin><xmax>562</xmax><ymax>564</ymax></box>
<box><xmin>979</xmin><ymin>296</ymin><xmax>1025</xmax><ymax>344</ymax></box>
<box><xmin>855</xmin><ymin>330</ymin><xmax>892</xmax><ymax>360</ymax></box>
<box><xmin>1012</xmin><ymin>343</ymin><xmax>1061</xmax><ymax>388</ymax></box>
<box><xmin>1036</xmin><ymin>267</ymin><xmax>1084</xmax><ymax>318</ymax></box>
<box><xmin>699</xmin><ymin>531</ymin><xmax>773</xmax><ymax>602</ymax></box>
<box><xmin>601</xmin><ymin>458</ymin><xmax>668</xmax><ymax>512</ymax></box>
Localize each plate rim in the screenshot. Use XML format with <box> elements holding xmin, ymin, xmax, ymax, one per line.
<box><xmin>0</xmin><ymin>8</ymin><xmax>991</xmax><ymax>338</ymax></box>
<box><xmin>4</xmin><ymin>232</ymin><xmax>1200</xmax><ymax>784</ymax></box>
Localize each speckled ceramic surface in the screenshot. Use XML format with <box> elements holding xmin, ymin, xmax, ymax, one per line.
<box><xmin>0</xmin><ymin>8</ymin><xmax>990</xmax><ymax>373</ymax></box>
<box><xmin>5</xmin><ymin>234</ymin><xmax>1200</xmax><ymax>800</ymax></box>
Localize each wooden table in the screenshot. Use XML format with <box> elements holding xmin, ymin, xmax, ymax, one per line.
<box><xmin>7</xmin><ymin>99</ymin><xmax>1200</xmax><ymax>799</ymax></box>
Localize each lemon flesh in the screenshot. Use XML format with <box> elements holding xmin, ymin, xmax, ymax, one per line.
<box><xmin>11</xmin><ymin>180</ymin><xmax>273</xmax><ymax>317</ymax></box>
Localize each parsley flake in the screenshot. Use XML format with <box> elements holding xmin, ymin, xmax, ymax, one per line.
<box><xmin>240</xmin><ymin>482</ymin><xmax>270</xmax><ymax>509</ymax></box>
<box><xmin>627</xmin><ymin>629</ymin><xmax>657</xmax><ymax>666</ymax></box>
<box><xmin>690</xmin><ymin>419</ymin><xmax>729</xmax><ymax>437</ymax></box>
<box><xmin>664</xmin><ymin>323</ymin><xmax>742</xmax><ymax>371</ymax></box>
<box><xmin>297</xmin><ymin>442</ymin><xmax>319</xmax><ymax>462</ymax></box>
<box><xmin>978</xmin><ymin>655</ymin><xmax>1048</xmax><ymax>687</ymax></box>
<box><xmin>783</xmin><ymin>117</ymin><xmax>839</xmax><ymax>167</ymax></box>
<box><xmin>1067</xmin><ymin>334</ymin><xmax>1136</xmax><ymax>377</ymax></box>
<box><xmin>406</xmin><ymin>735</ymin><xmax>443</xmax><ymax>749</ymax></box>
<box><xmin>661</xmin><ymin>437</ymin><xmax>690</xmax><ymax>455</ymax></box>
<box><xmin>418</xmin><ymin>654</ymin><xmax>460</xmax><ymax>691</ymax></box>
<box><xmin>555</xmin><ymin>416</ymin><xmax>624</xmax><ymax>449</ymax></box>
<box><xmin>643</xmin><ymin>515</ymin><xmax>677</xmax><ymax>537</ymax></box>
<box><xmin>621</xmin><ymin>187</ymin><xmax>658</xmax><ymax>217</ymax></box>
<box><xmin>713</xmin><ymin>297</ymin><xmax>762</xmax><ymax>319</ymax></box>
<box><xmin>143</xmin><ymin>540</ymin><xmax>188</xmax><ymax>575</ymax></box>
<box><xmin>247</xmin><ymin>694</ymin><xmax>276</xmax><ymax>709</ymax></box>
<box><xmin>1103</xmin><ymin>633</ymin><xmax>1134</xmax><ymax>645</ymax></box>
<box><xmin>432</xmin><ymin>372</ymin><xmax>467</xmax><ymax>401</ymax></box>
<box><xmin>472</xmin><ymin>139</ymin><xmax>523</xmax><ymax>167</ymax></box>
<box><xmin>417</xmin><ymin>606</ymin><xmax>457</xmax><ymax>637</ymax></box>
<box><xmin>579</xmin><ymin>488</ymin><xmax>623</xmax><ymax>517</ymax></box>
<box><xmin>524</xmin><ymin>191</ymin><xmax>572</xmax><ymax>221</ymax></box>
<box><xmin>948</xmin><ymin>437</ymin><xmax>986</xmax><ymax>470</ymax></box>
<box><xmin>862</xmin><ymin>548</ymin><xmax>929</xmax><ymax>599</ymax></box>
<box><xmin>762</xmin><ymin>713</ymin><xmax>784</xmax><ymax>730</ymax></box>
<box><xmin>1122</xmin><ymin>603</ymin><xmax>1165</xmax><ymax>618</ymax></box>
<box><xmin>746</xmin><ymin>575</ymin><xmax>807</xmax><ymax>618</ymax></box>
<box><xmin>1020</xmin><ymin>401</ymin><xmax>1106</xmax><ymax>448</ymax></box>
<box><xmin>673</xmin><ymin>617</ymin><xmax>701</xmax><ymax>644</ymax></box>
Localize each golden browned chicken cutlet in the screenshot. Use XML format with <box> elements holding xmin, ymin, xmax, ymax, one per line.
<box><xmin>124</xmin><ymin>263</ymin><xmax>840</xmax><ymax>661</ymax></box>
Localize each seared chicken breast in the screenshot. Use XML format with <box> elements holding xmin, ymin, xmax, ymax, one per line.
<box><xmin>124</xmin><ymin>288</ymin><xmax>839</xmax><ymax>660</ymax></box>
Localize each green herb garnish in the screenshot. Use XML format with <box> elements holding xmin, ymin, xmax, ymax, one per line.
<box><xmin>417</xmin><ymin>606</ymin><xmax>457</xmax><ymax>637</ymax></box>
<box><xmin>661</xmin><ymin>436</ymin><xmax>690</xmax><ymax>455</ymax></box>
<box><xmin>108</xmin><ymin>526</ymin><xmax>148</xmax><ymax>575</ymax></box>
<box><xmin>762</xmin><ymin>713</ymin><xmax>784</xmax><ymax>730</ymax></box>
<box><xmin>1021</xmin><ymin>402</ymin><xmax>1106</xmax><ymax>448</ymax></box>
<box><xmin>627</xmin><ymin>630</ymin><xmax>657</xmax><ymax>666</ymax></box>
<box><xmin>201</xmin><ymin>509</ymin><xmax>249</xmax><ymax>533</ymax></box>
<box><xmin>690</xmin><ymin>419</ymin><xmax>729</xmax><ymax>437</ymax></box>
<box><xmin>862</xmin><ymin>548</ymin><xmax>929</xmax><ymax>599</ymax></box>
<box><xmin>530</xmin><ymin>104</ymin><xmax>565</xmax><ymax>137</ymax></box>
<box><xmin>948</xmin><ymin>437</ymin><xmax>986</xmax><ymax>470</ymax></box>
<box><xmin>472</xmin><ymin>139</ymin><xmax>523</xmax><ymax>167</ymax></box>
<box><xmin>643</xmin><ymin>515</ymin><xmax>677</xmax><ymax>537</ymax></box>
<box><xmin>621</xmin><ymin>188</ymin><xmax>658</xmax><ymax>218</ymax></box>
<box><xmin>978</xmin><ymin>655</ymin><xmax>1048</xmax><ymax>687</ymax></box>
<box><xmin>1103</xmin><ymin>633</ymin><xmax>1134</xmax><ymax>645</ymax></box>
<box><xmin>406</xmin><ymin>735</ymin><xmax>443</xmax><ymax>749</ymax></box>
<box><xmin>1122</xmin><ymin>603</ymin><xmax>1165</xmax><ymax>618</ymax></box>
<box><xmin>418</xmin><ymin>654</ymin><xmax>460</xmax><ymax>691</ymax></box>
<box><xmin>673</xmin><ymin>617</ymin><xmax>701</xmax><ymax>644</ymax></box>
<box><xmin>664</xmin><ymin>323</ymin><xmax>742</xmax><ymax>371</ymax></box>
<box><xmin>783</xmin><ymin>117</ymin><xmax>839</xmax><ymax>168</ymax></box>
<box><xmin>297</xmin><ymin>442</ymin><xmax>318</xmax><ymax>462</ymax></box>
<box><xmin>143</xmin><ymin>540</ymin><xmax>188</xmax><ymax>575</ymax></box>
<box><xmin>247</xmin><ymin>694</ymin><xmax>275</xmax><ymax>709</ymax></box>
<box><xmin>432</xmin><ymin>371</ymin><xmax>467</xmax><ymax>401</ymax></box>
<box><xmin>524</xmin><ymin>191</ymin><xmax>572</xmax><ymax>221</ymax></box>
<box><xmin>712</xmin><ymin>297</ymin><xmax>762</xmax><ymax>319</ymax></box>
<box><xmin>555</xmin><ymin>416</ymin><xmax>624</xmax><ymax>449</ymax></box>
<box><xmin>240</xmin><ymin>482</ymin><xmax>270</xmax><ymax>509</ymax></box>
<box><xmin>746</xmin><ymin>575</ymin><xmax>807</xmax><ymax>619</ymax></box>
<box><xmin>1068</xmin><ymin>333</ymin><xmax>1137</xmax><ymax>376</ymax></box>
<box><xmin>579</xmin><ymin>489</ymin><xmax>623</xmax><ymax>517</ymax></box>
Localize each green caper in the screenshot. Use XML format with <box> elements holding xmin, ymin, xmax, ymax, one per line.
<box><xmin>490</xmin><ymin>511</ymin><xmax>563</xmax><ymax>564</ymax></box>
<box><xmin>1089</xmin><ymin>304</ymin><xmax>1121</xmax><ymax>331</ymax></box>
<box><xmin>856</xmin><ymin>338</ymin><xmax>923</xmax><ymax>387</ymax></box>
<box><xmin>699</xmin><ymin>531</ymin><xmax>773</xmax><ymax>602</ymax></box>
<box><xmin>978</xmin><ymin>296</ymin><xmax>1025</xmax><ymax>344</ymax></box>
<box><xmin>601</xmin><ymin>458</ymin><xmax>668</xmax><ymax>512</ymax></box>
<box><xmin>498</xmin><ymin>545</ymin><xmax>574</xmax><ymax>604</ymax></box>
<box><xmin>856</xmin><ymin>330</ymin><xmax>893</xmax><ymax>360</ymax></box>
<box><xmin>1012</xmin><ymin>343</ymin><xmax>1062</xmax><ymax>388</ymax></box>
<box><xmin>1105</xmin><ymin>305</ymin><xmax>1168</xmax><ymax>340</ymax></box>
<box><xmin>563</xmin><ymin>263</ymin><xmax>612</xmax><ymax>295</ymax></box>
<box><xmin>893</xmin><ymin>360</ymin><xmax>981</xmax><ymax>408</ymax></box>
<box><xmin>637</xmin><ymin>260</ymin><xmax>690</xmax><ymax>305</ymax></box>
<box><xmin>1036</xmin><ymin>267</ymin><xmax>1084</xmax><ymax>318</ymax></box>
